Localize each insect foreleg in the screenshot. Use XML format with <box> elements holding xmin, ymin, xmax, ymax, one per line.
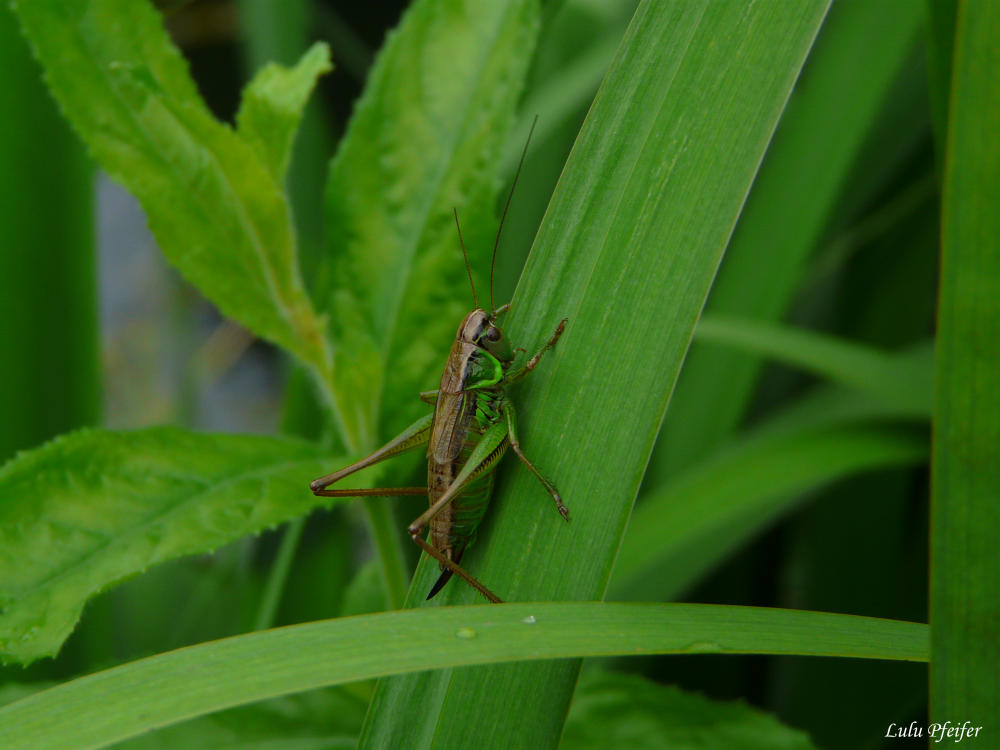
<box><xmin>504</xmin><ymin>318</ymin><xmax>567</xmax><ymax>384</ymax></box>
<box><xmin>310</xmin><ymin>411</ymin><xmax>434</xmax><ymax>493</ymax></box>
<box><xmin>502</xmin><ymin>402</ymin><xmax>569</xmax><ymax>520</ymax></box>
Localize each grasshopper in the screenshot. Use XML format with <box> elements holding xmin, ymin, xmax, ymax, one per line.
<box><xmin>310</xmin><ymin>122</ymin><xmax>568</xmax><ymax>603</ymax></box>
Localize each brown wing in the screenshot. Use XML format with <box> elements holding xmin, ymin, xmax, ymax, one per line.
<box><xmin>428</xmin><ymin>341</ymin><xmax>478</xmax><ymax>465</ymax></box>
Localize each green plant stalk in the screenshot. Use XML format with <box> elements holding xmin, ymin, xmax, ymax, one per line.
<box><xmin>0</xmin><ymin>5</ymin><xmax>98</xmax><ymax>463</ymax></box>
<box><xmin>364</xmin><ymin>501</ymin><xmax>409</xmax><ymax>611</ymax></box>
<box><xmin>359</xmin><ymin>2</ymin><xmax>830</xmax><ymax>748</ymax></box>
<box><xmin>924</xmin><ymin>0</ymin><xmax>959</xmax><ymax>159</ymax></box>
<box><xmin>253</xmin><ymin>519</ymin><xmax>305</xmax><ymax>631</ymax></box>
<box><xmin>0</xmin><ymin>604</ymin><xmax>928</xmax><ymax>750</ymax></box>
<box><xmin>931</xmin><ymin>0</ymin><xmax>1000</xmax><ymax>723</ymax></box>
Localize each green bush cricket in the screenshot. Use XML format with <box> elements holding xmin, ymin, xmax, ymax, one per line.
<box><xmin>310</xmin><ymin>121</ymin><xmax>568</xmax><ymax>603</ymax></box>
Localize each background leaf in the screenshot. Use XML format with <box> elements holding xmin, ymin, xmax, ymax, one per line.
<box><xmin>0</xmin><ymin>428</ymin><xmax>337</xmax><ymax>664</ymax></box>
<box><xmin>561</xmin><ymin>670</ymin><xmax>817</xmax><ymax>750</ymax></box>
<box><xmin>694</xmin><ymin>317</ymin><xmax>933</xmax><ymax>415</ymax></box>
<box><xmin>110</xmin><ymin>688</ymin><xmax>366</xmax><ymax>750</ymax></box>
<box><xmin>651</xmin><ymin>0</ymin><xmax>925</xmax><ymax>480</ymax></box>
<box><xmin>612</xmin><ymin>421</ymin><xmax>927</xmax><ymax>601</ymax></box>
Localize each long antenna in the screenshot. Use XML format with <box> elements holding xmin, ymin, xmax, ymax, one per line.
<box><xmin>490</xmin><ymin>114</ymin><xmax>538</xmax><ymax>315</ymax></box>
<box><xmin>454</xmin><ymin>207</ymin><xmax>478</xmax><ymax>309</ymax></box>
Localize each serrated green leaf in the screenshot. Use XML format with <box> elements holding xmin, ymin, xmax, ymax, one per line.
<box><xmin>0</xmin><ymin>603</ymin><xmax>927</xmax><ymax>750</ymax></box>
<box><xmin>0</xmin><ymin>428</ymin><xmax>339</xmax><ymax>664</ymax></box>
<box><xmin>561</xmin><ymin>670</ymin><xmax>817</xmax><ymax>750</ymax></box>
<box><xmin>236</xmin><ymin>42</ymin><xmax>332</xmax><ymax>184</ymax></box>
<box><xmin>10</xmin><ymin>0</ymin><xmax>333</xmax><ymax>385</ymax></box>
<box><xmin>319</xmin><ymin>0</ymin><xmax>541</xmax><ymax>451</ymax></box>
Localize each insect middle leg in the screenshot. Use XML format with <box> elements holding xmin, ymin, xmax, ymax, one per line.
<box><xmin>502</xmin><ymin>401</ymin><xmax>569</xmax><ymax>520</ymax></box>
<box><xmin>310</xmin><ymin>411</ymin><xmax>433</xmax><ymax>494</ymax></box>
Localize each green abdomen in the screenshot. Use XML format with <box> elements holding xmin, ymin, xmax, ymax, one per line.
<box><xmin>427</xmin><ymin>389</ymin><xmax>503</xmax><ymax>559</ymax></box>
<box><xmin>448</xmin><ymin>447</ymin><xmax>495</xmax><ymax>551</ymax></box>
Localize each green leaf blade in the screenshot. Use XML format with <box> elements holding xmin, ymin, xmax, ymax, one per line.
<box><xmin>931</xmin><ymin>0</ymin><xmax>1000</xmax><ymax>723</ymax></box>
<box><xmin>0</xmin><ymin>5</ymin><xmax>98</xmax><ymax>464</ymax></box>
<box><xmin>0</xmin><ymin>603</ymin><xmax>927</xmax><ymax>750</ymax></box>
<box><xmin>0</xmin><ymin>428</ymin><xmax>338</xmax><ymax>664</ymax></box>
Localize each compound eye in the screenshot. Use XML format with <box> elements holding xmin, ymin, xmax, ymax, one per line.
<box><xmin>485</xmin><ymin>326</ymin><xmax>502</xmax><ymax>342</ymax></box>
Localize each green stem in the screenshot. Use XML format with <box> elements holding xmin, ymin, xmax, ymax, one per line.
<box><xmin>931</xmin><ymin>0</ymin><xmax>1000</xmax><ymax>721</ymax></box>
<box><xmin>0</xmin><ymin>5</ymin><xmax>98</xmax><ymax>464</ymax></box>
<box><xmin>364</xmin><ymin>503</ymin><xmax>409</xmax><ymax>611</ymax></box>
<box><xmin>253</xmin><ymin>518</ymin><xmax>306</xmax><ymax>630</ymax></box>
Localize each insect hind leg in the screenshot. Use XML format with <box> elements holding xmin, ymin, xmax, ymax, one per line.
<box><xmin>410</xmin><ymin>532</ymin><xmax>502</xmax><ymax>603</ymax></box>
